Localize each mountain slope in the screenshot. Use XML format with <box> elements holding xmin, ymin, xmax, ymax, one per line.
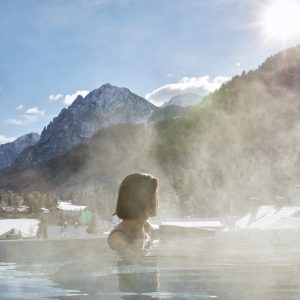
<box><xmin>154</xmin><ymin>45</ymin><xmax>300</xmax><ymax>216</ymax></box>
<box><xmin>162</xmin><ymin>93</ymin><xmax>202</xmax><ymax>107</ymax></box>
<box><xmin>0</xmin><ymin>133</ymin><xmax>40</xmax><ymax>170</ymax></box>
<box><xmin>14</xmin><ymin>83</ymin><xmax>157</xmax><ymax>167</ymax></box>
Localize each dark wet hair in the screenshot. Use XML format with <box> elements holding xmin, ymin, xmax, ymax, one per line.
<box><xmin>115</xmin><ymin>173</ymin><xmax>159</xmax><ymax>220</ymax></box>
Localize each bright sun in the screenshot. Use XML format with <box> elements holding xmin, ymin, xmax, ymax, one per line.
<box><xmin>260</xmin><ymin>0</ymin><xmax>300</xmax><ymax>42</ymax></box>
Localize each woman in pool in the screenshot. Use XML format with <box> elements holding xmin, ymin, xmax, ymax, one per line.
<box><xmin>108</xmin><ymin>172</ymin><xmax>216</xmax><ymax>251</ymax></box>
<box><xmin>108</xmin><ymin>172</ymin><xmax>159</xmax><ymax>251</ymax></box>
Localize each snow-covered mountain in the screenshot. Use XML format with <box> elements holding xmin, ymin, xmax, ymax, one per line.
<box><xmin>162</xmin><ymin>93</ymin><xmax>202</xmax><ymax>108</ymax></box>
<box><xmin>0</xmin><ymin>133</ymin><xmax>40</xmax><ymax>170</ymax></box>
<box><xmin>14</xmin><ymin>83</ymin><xmax>157</xmax><ymax>167</ymax></box>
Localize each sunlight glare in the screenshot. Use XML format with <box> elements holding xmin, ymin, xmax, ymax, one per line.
<box><xmin>261</xmin><ymin>0</ymin><xmax>300</xmax><ymax>42</ymax></box>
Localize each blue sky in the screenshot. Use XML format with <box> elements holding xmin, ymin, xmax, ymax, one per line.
<box><xmin>1</xmin><ymin>0</ymin><xmax>300</xmax><ymax>143</ymax></box>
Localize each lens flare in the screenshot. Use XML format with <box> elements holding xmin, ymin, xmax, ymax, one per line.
<box><xmin>261</xmin><ymin>0</ymin><xmax>300</xmax><ymax>42</ymax></box>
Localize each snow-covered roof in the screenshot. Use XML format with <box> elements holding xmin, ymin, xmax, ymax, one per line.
<box><xmin>39</xmin><ymin>207</ymin><xmax>49</xmax><ymax>213</ymax></box>
<box><xmin>58</xmin><ymin>201</ymin><xmax>86</xmax><ymax>212</ymax></box>
<box><xmin>161</xmin><ymin>219</ymin><xmax>223</xmax><ymax>228</ymax></box>
<box><xmin>0</xmin><ymin>218</ymin><xmax>40</xmax><ymax>238</ymax></box>
<box><xmin>1</xmin><ymin>206</ymin><xmax>15</xmax><ymax>212</ymax></box>
<box><xmin>236</xmin><ymin>205</ymin><xmax>300</xmax><ymax>230</ymax></box>
<box><xmin>17</xmin><ymin>205</ymin><xmax>29</xmax><ymax>212</ymax></box>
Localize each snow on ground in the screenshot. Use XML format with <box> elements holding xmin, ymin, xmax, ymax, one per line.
<box><xmin>161</xmin><ymin>220</ymin><xmax>223</xmax><ymax>228</ymax></box>
<box><xmin>235</xmin><ymin>205</ymin><xmax>300</xmax><ymax>230</ymax></box>
<box><xmin>0</xmin><ymin>219</ymin><xmax>40</xmax><ymax>238</ymax></box>
<box><xmin>58</xmin><ymin>201</ymin><xmax>86</xmax><ymax>211</ymax></box>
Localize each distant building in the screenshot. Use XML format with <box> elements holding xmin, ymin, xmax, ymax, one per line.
<box><xmin>1</xmin><ymin>206</ymin><xmax>16</xmax><ymax>213</ymax></box>
<box><xmin>17</xmin><ymin>205</ymin><xmax>29</xmax><ymax>212</ymax></box>
<box><xmin>58</xmin><ymin>201</ymin><xmax>86</xmax><ymax>211</ymax></box>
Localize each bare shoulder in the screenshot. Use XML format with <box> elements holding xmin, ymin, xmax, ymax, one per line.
<box><xmin>107</xmin><ymin>229</ymin><xmax>129</xmax><ymax>250</ymax></box>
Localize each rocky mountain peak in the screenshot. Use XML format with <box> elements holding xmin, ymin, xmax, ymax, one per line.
<box><xmin>13</xmin><ymin>83</ymin><xmax>158</xmax><ymax>167</ymax></box>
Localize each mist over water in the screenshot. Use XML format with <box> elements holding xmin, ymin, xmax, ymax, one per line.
<box><xmin>1</xmin><ymin>233</ymin><xmax>300</xmax><ymax>300</ymax></box>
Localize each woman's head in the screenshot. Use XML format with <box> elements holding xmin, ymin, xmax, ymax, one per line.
<box><xmin>116</xmin><ymin>173</ymin><xmax>159</xmax><ymax>220</ymax></box>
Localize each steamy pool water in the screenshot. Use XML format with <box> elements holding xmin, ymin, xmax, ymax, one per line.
<box><xmin>0</xmin><ymin>231</ymin><xmax>300</xmax><ymax>300</ymax></box>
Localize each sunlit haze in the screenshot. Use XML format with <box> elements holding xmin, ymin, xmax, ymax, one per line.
<box><xmin>260</xmin><ymin>0</ymin><xmax>300</xmax><ymax>42</ymax></box>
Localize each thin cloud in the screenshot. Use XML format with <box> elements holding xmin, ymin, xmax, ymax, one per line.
<box><xmin>48</xmin><ymin>90</ymin><xmax>89</xmax><ymax>105</ymax></box>
<box><xmin>16</xmin><ymin>104</ymin><xmax>23</xmax><ymax>110</ymax></box>
<box><xmin>63</xmin><ymin>90</ymin><xmax>89</xmax><ymax>105</ymax></box>
<box><xmin>0</xmin><ymin>135</ymin><xmax>16</xmax><ymax>145</ymax></box>
<box><xmin>6</xmin><ymin>118</ymin><xmax>25</xmax><ymax>126</ymax></box>
<box><xmin>165</xmin><ymin>73</ymin><xmax>175</xmax><ymax>78</ymax></box>
<box><xmin>23</xmin><ymin>114</ymin><xmax>41</xmax><ymax>124</ymax></box>
<box><xmin>145</xmin><ymin>75</ymin><xmax>231</xmax><ymax>106</ymax></box>
<box><xmin>7</xmin><ymin>106</ymin><xmax>46</xmax><ymax>126</ymax></box>
<box><xmin>49</xmin><ymin>94</ymin><xmax>63</xmax><ymax>101</ymax></box>
<box><xmin>25</xmin><ymin>107</ymin><xmax>45</xmax><ymax>116</ymax></box>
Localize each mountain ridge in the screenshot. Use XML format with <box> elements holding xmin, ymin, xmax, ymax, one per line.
<box><xmin>0</xmin><ymin>133</ymin><xmax>40</xmax><ymax>170</ymax></box>
<box><xmin>13</xmin><ymin>83</ymin><xmax>157</xmax><ymax>168</ymax></box>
